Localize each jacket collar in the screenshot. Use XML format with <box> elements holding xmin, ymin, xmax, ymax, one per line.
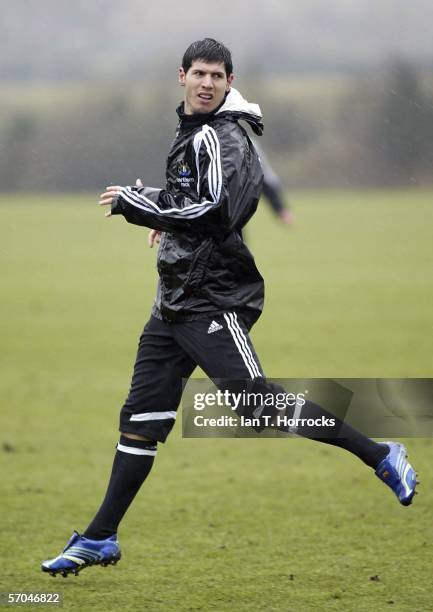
<box><xmin>176</xmin><ymin>88</ymin><xmax>263</xmax><ymax>135</ymax></box>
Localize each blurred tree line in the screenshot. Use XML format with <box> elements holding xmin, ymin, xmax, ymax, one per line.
<box><xmin>0</xmin><ymin>60</ymin><xmax>432</xmax><ymax>191</ymax></box>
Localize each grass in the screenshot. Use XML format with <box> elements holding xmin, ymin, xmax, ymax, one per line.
<box><xmin>1</xmin><ymin>190</ymin><xmax>432</xmax><ymax>611</ymax></box>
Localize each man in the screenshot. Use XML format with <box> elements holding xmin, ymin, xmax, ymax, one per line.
<box><xmin>254</xmin><ymin>139</ymin><xmax>294</xmax><ymax>226</ymax></box>
<box><xmin>41</xmin><ymin>38</ymin><xmax>417</xmax><ymax>578</ymax></box>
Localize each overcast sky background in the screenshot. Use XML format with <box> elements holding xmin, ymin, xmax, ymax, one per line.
<box><xmin>1</xmin><ymin>0</ymin><xmax>433</xmax><ymax>81</ymax></box>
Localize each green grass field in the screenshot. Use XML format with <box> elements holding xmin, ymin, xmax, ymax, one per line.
<box><xmin>1</xmin><ymin>190</ymin><xmax>433</xmax><ymax>611</ymax></box>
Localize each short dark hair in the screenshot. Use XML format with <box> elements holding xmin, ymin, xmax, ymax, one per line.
<box><xmin>182</xmin><ymin>38</ymin><xmax>233</xmax><ymax>77</ymax></box>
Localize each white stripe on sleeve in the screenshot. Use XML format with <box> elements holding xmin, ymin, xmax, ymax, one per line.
<box><xmin>121</xmin><ymin>123</ymin><xmax>223</xmax><ymax>221</ymax></box>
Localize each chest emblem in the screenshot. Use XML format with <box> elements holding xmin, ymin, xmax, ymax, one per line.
<box><xmin>178</xmin><ymin>161</ymin><xmax>192</xmax><ymax>177</ymax></box>
<box><xmin>176</xmin><ymin>160</ymin><xmax>195</xmax><ymax>187</ymax></box>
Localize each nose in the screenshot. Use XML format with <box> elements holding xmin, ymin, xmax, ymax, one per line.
<box><xmin>202</xmin><ymin>74</ymin><xmax>213</xmax><ymax>89</ymax></box>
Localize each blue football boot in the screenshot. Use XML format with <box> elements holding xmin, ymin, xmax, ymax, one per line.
<box><xmin>375</xmin><ymin>441</ymin><xmax>417</xmax><ymax>506</ymax></box>
<box><xmin>41</xmin><ymin>531</ymin><xmax>121</xmax><ymax>577</ymax></box>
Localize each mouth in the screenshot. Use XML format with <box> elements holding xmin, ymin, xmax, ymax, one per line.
<box><xmin>197</xmin><ymin>93</ymin><xmax>213</xmax><ymax>101</ymax></box>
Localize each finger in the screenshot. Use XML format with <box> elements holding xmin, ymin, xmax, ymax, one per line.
<box><xmin>105</xmin><ymin>185</ymin><xmax>123</xmax><ymax>191</ymax></box>
<box><xmin>148</xmin><ymin>232</ymin><xmax>154</xmax><ymax>248</ymax></box>
<box><xmin>105</xmin><ymin>211</ymin><xmax>112</xmax><ymax>218</ymax></box>
<box><xmin>136</xmin><ymin>178</ymin><xmax>143</xmax><ymax>188</ymax></box>
<box><xmin>99</xmin><ymin>189</ymin><xmax>121</xmax><ymax>205</ymax></box>
<box><xmin>99</xmin><ymin>196</ymin><xmax>113</xmax><ymax>206</ymax></box>
<box><xmin>155</xmin><ymin>234</ymin><xmax>161</xmax><ymax>244</ymax></box>
<box><xmin>99</xmin><ymin>190</ymin><xmax>117</xmax><ymax>198</ymax></box>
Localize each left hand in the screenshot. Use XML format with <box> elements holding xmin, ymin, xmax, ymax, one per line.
<box><xmin>279</xmin><ymin>209</ymin><xmax>294</xmax><ymax>226</ymax></box>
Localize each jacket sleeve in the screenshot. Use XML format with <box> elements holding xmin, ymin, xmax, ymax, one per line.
<box><xmin>110</xmin><ymin>124</ymin><xmax>250</xmax><ymax>236</ymax></box>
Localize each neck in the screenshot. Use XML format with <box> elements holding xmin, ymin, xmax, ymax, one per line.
<box><xmin>183</xmin><ymin>102</ymin><xmax>193</xmax><ymax>116</ymax></box>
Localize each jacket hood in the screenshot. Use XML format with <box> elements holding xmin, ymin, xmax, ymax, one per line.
<box><xmin>216</xmin><ymin>88</ymin><xmax>263</xmax><ymax>136</ymax></box>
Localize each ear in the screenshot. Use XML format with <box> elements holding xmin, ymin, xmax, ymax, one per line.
<box><xmin>178</xmin><ymin>67</ymin><xmax>186</xmax><ymax>86</ymax></box>
<box><xmin>226</xmin><ymin>73</ymin><xmax>234</xmax><ymax>92</ymax></box>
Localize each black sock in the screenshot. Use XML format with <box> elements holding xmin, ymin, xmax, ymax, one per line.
<box><xmin>287</xmin><ymin>400</ymin><xmax>389</xmax><ymax>469</ymax></box>
<box><xmin>83</xmin><ymin>435</ymin><xmax>156</xmax><ymax>540</ymax></box>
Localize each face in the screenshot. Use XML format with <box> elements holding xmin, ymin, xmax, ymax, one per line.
<box><xmin>179</xmin><ymin>60</ymin><xmax>234</xmax><ymax>115</ymax></box>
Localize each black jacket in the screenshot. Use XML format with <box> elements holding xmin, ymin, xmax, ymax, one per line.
<box><xmin>111</xmin><ymin>88</ymin><xmax>265</xmax><ymax>325</ymax></box>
